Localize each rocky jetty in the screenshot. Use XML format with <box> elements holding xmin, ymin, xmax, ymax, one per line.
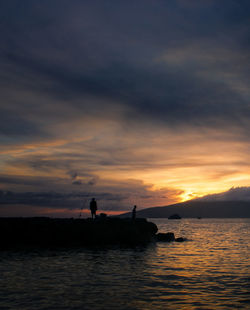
<box><xmin>0</xmin><ymin>217</ymin><xmax>158</xmax><ymax>249</ymax></box>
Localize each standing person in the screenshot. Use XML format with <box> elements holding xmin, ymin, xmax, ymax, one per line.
<box><xmin>132</xmin><ymin>205</ymin><xmax>136</xmax><ymax>221</ymax></box>
<box><xmin>90</xmin><ymin>198</ymin><xmax>97</xmax><ymax>219</ymax></box>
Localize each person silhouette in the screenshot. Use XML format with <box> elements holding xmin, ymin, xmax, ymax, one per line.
<box><xmin>90</xmin><ymin>198</ymin><xmax>97</xmax><ymax>219</ymax></box>
<box><xmin>132</xmin><ymin>205</ymin><xmax>136</xmax><ymax>221</ymax></box>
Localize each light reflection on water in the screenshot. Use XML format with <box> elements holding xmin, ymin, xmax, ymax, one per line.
<box><xmin>0</xmin><ymin>218</ymin><xmax>249</xmax><ymax>309</ymax></box>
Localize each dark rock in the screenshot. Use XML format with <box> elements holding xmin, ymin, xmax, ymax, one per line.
<box><xmin>175</xmin><ymin>237</ymin><xmax>187</xmax><ymax>242</ymax></box>
<box><xmin>0</xmin><ymin>217</ymin><xmax>158</xmax><ymax>249</ymax></box>
<box><xmin>168</xmin><ymin>214</ymin><xmax>181</xmax><ymax>219</ymax></box>
<box><xmin>99</xmin><ymin>213</ymin><xmax>107</xmax><ymax>219</ymax></box>
<box><xmin>156</xmin><ymin>232</ymin><xmax>175</xmax><ymax>242</ymax></box>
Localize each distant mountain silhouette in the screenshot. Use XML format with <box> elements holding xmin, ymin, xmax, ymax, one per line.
<box><xmin>120</xmin><ymin>200</ymin><xmax>250</xmax><ymax>218</ymax></box>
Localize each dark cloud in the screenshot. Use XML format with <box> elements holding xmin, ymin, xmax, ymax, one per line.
<box><xmin>72</xmin><ymin>180</ymin><xmax>82</xmax><ymax>186</ymax></box>
<box><xmin>0</xmin><ymin>190</ymin><xmax>128</xmax><ymax>211</ymax></box>
<box><xmin>68</xmin><ymin>171</ymin><xmax>78</xmax><ymax>180</ymax></box>
<box><xmin>0</xmin><ymin>108</ymin><xmax>49</xmax><ymax>145</ymax></box>
<box><xmin>1</xmin><ymin>0</ymin><xmax>250</xmax><ymax>135</ymax></box>
<box><xmin>0</xmin><ymin>175</ymin><xmax>50</xmax><ymax>187</ymax></box>
<box><xmin>0</xmin><ymin>174</ymin><xmax>183</xmax><ymax>213</ymax></box>
<box><xmin>88</xmin><ymin>178</ymin><xmax>98</xmax><ymax>186</ymax></box>
<box><xmin>0</xmin><ymin>190</ymin><xmax>89</xmax><ymax>208</ymax></box>
<box><xmin>2</xmin><ymin>48</ymin><xmax>249</xmax><ymax>132</ymax></box>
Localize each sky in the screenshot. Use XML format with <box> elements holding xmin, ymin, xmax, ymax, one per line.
<box><xmin>1</xmin><ymin>0</ymin><xmax>250</xmax><ymax>217</ymax></box>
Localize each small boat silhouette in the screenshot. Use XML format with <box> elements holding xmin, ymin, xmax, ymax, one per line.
<box><xmin>168</xmin><ymin>214</ymin><xmax>181</xmax><ymax>219</ymax></box>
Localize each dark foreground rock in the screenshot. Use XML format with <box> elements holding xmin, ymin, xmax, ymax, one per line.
<box><xmin>0</xmin><ymin>217</ymin><xmax>158</xmax><ymax>249</ymax></box>
<box><xmin>155</xmin><ymin>233</ymin><xmax>187</xmax><ymax>243</ymax></box>
<box><xmin>175</xmin><ymin>237</ymin><xmax>187</xmax><ymax>242</ymax></box>
<box><xmin>156</xmin><ymin>232</ymin><xmax>175</xmax><ymax>242</ymax></box>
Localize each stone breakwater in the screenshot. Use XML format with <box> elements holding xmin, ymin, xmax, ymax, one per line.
<box><xmin>0</xmin><ymin>217</ymin><xmax>158</xmax><ymax>249</ymax></box>
<box><xmin>0</xmin><ymin>217</ymin><xmax>186</xmax><ymax>249</ymax></box>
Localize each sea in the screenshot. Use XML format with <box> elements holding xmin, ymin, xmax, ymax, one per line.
<box><xmin>0</xmin><ymin>218</ymin><xmax>249</xmax><ymax>310</ymax></box>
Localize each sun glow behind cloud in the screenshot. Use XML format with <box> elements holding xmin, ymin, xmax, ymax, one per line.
<box><xmin>1</xmin><ymin>123</ymin><xmax>250</xmax><ymax>214</ymax></box>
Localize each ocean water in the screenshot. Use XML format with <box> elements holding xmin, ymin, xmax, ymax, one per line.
<box><xmin>0</xmin><ymin>218</ymin><xmax>249</xmax><ymax>310</ymax></box>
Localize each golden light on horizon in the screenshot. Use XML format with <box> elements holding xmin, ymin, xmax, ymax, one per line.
<box><xmin>179</xmin><ymin>190</ymin><xmax>200</xmax><ymax>202</ymax></box>
<box><xmin>1</xmin><ymin>119</ymin><xmax>250</xmax><ymax>214</ymax></box>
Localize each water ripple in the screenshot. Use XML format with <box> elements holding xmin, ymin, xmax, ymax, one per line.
<box><xmin>0</xmin><ymin>218</ymin><xmax>249</xmax><ymax>309</ymax></box>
